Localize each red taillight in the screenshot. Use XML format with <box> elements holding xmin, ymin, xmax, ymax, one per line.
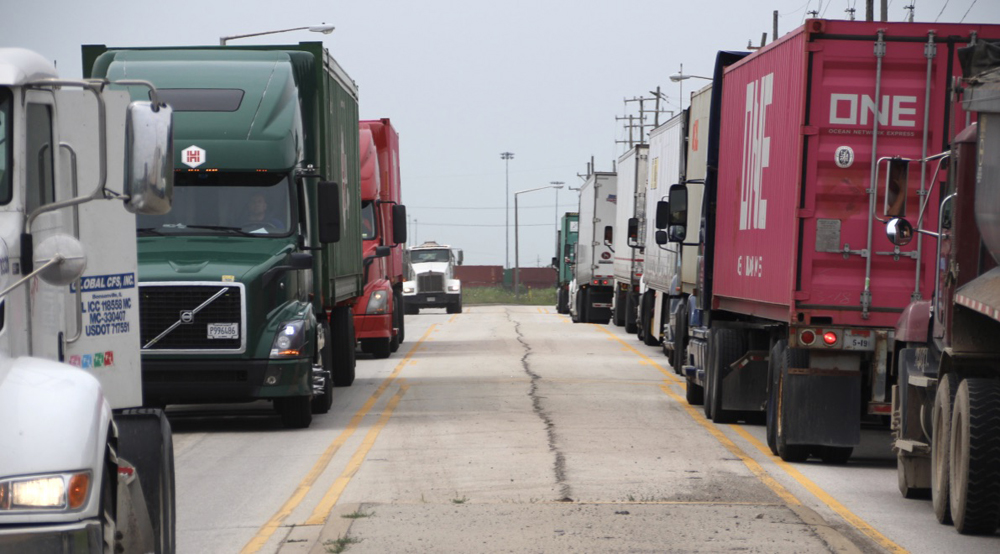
<box><xmin>823</xmin><ymin>332</ymin><xmax>838</xmax><ymax>345</ymax></box>
<box><xmin>800</xmin><ymin>330</ymin><xmax>816</xmax><ymax>345</ymax></box>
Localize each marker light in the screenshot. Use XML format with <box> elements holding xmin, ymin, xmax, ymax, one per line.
<box><xmin>800</xmin><ymin>330</ymin><xmax>816</xmax><ymax>345</ymax></box>
<box><xmin>270</xmin><ymin>320</ymin><xmax>307</xmax><ymax>358</ymax></box>
<box><xmin>67</xmin><ymin>474</ymin><xmax>90</xmax><ymax>509</ymax></box>
<box><xmin>823</xmin><ymin>331</ymin><xmax>838</xmax><ymax>345</ymax></box>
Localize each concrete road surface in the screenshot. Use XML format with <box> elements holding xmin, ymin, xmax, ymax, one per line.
<box><xmin>167</xmin><ymin>305</ymin><xmax>999</xmax><ymax>553</ymax></box>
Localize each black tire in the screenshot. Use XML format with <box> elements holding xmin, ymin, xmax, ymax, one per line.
<box><xmin>709</xmin><ymin>328</ymin><xmax>745</xmax><ymax>424</ymax></box>
<box><xmin>116</xmin><ymin>409</ymin><xmax>175</xmax><ymax>554</ymax></box>
<box><xmin>363</xmin><ymin>338</ymin><xmax>392</xmax><ymax>359</ymax></box>
<box><xmin>330</xmin><ymin>306</ymin><xmax>356</xmax><ymax>387</ymax></box>
<box><xmin>404</xmin><ymin>302</ymin><xmax>419</xmax><ymax>315</ymax></box>
<box><xmin>556</xmin><ymin>287</ymin><xmax>567</xmax><ymax>314</ymax></box>
<box><xmin>624</xmin><ymin>291</ymin><xmax>638</xmax><ymax>334</ymax></box>
<box><xmin>446</xmin><ymin>296</ymin><xmax>463</xmax><ymax>314</ymax></box>
<box><xmin>612</xmin><ymin>290</ymin><xmax>626</xmax><ymax>327</ymax></box>
<box><xmin>579</xmin><ymin>288</ymin><xmax>590</xmax><ymax>323</ymax></box>
<box><xmin>686</xmin><ymin>377</ymin><xmax>704</xmax><ymax>405</ymax></box>
<box><xmin>671</xmin><ymin>300</ymin><xmax>688</xmax><ymax>375</ymax></box>
<box><xmin>101</xmin><ymin>445</ymin><xmax>116</xmax><ymax>554</ymax></box>
<box><xmin>703</xmin><ymin>333</ymin><xmax>714</xmax><ymax>419</ymax></box>
<box><xmin>776</xmin><ymin>346</ymin><xmax>810</xmax><ymax>462</ymax></box>
<box><xmin>819</xmin><ymin>446</ymin><xmax>854</xmax><ymax>465</ymax></box>
<box><xmin>311</xmin><ymin>321</ymin><xmax>334</xmax><ymax>414</ymax></box>
<box><xmin>278</xmin><ymin>395</ymin><xmax>313</xmax><ymax>429</ymax></box>
<box><xmin>395</xmin><ymin>290</ymin><xmax>406</xmax><ymax>344</ymax></box>
<box><xmin>570</xmin><ymin>290</ymin><xmax>581</xmax><ymax>323</ymax></box>
<box><xmin>766</xmin><ymin>340</ymin><xmax>786</xmax><ymax>456</ymax></box>
<box><xmin>949</xmin><ymin>378</ymin><xmax>1000</xmax><ymax>534</ymax></box>
<box><xmin>641</xmin><ymin>291</ymin><xmax>659</xmax><ymax>347</ymax></box>
<box><xmin>932</xmin><ymin>373</ymin><xmax>959</xmax><ymax>524</ymax></box>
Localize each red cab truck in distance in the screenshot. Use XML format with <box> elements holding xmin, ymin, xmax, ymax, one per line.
<box><xmin>354</xmin><ymin>119</ymin><xmax>407</xmax><ymax>358</ymax></box>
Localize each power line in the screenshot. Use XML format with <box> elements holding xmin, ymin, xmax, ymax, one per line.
<box><xmin>960</xmin><ymin>0</ymin><xmax>978</xmax><ymax>22</ymax></box>
<box><xmin>935</xmin><ymin>0</ymin><xmax>950</xmax><ymax>21</ymax></box>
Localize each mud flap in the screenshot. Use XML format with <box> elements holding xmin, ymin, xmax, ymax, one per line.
<box><xmin>783</xmin><ymin>368</ymin><xmax>861</xmax><ymax>447</ymax></box>
<box><xmin>721</xmin><ymin>350</ymin><xmax>769</xmax><ymax>412</ymax></box>
<box><xmin>116</xmin><ymin>458</ymin><xmax>156</xmax><ymax>554</ymax></box>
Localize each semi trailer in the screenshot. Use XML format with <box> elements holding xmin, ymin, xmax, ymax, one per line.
<box><xmin>570</xmin><ymin>169</ymin><xmax>616</xmax><ymax>324</ymax></box>
<box><xmin>610</xmin><ymin>145</ymin><xmax>647</xmax><ymax>333</ymax></box>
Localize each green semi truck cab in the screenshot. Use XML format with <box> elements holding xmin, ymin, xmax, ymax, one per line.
<box><xmin>83</xmin><ymin>42</ymin><xmax>363</xmax><ymax>428</ymax></box>
<box><xmin>554</xmin><ymin>212</ymin><xmax>578</xmax><ymax>314</ymax></box>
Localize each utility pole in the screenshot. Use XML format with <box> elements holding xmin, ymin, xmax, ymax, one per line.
<box><xmin>866</xmin><ymin>0</ymin><xmax>874</xmax><ymax>21</ymax></box>
<box><xmin>904</xmin><ymin>4</ymin><xmax>914</xmax><ymax>22</ymax></box>
<box><xmin>846</xmin><ymin>6</ymin><xmax>856</xmax><ymax>20</ymax></box>
<box><xmin>883</xmin><ymin>0</ymin><xmax>890</xmax><ymax>22</ymax></box>
<box><xmin>773</xmin><ymin>11</ymin><xmax>778</xmax><ymax>43</ymax></box>
<box><xmin>501</xmin><ymin>151</ymin><xmax>514</xmax><ymax>269</ymax></box>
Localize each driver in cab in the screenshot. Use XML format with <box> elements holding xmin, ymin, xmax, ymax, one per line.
<box><xmin>243</xmin><ymin>192</ymin><xmax>285</xmax><ymax>233</ymax></box>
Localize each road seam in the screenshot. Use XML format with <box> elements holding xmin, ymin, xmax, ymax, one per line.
<box><xmin>240</xmin><ymin>325</ymin><xmax>437</xmax><ymax>554</ymax></box>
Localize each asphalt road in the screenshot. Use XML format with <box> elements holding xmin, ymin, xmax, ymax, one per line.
<box><xmin>167</xmin><ymin>305</ymin><xmax>1000</xmax><ymax>553</ymax></box>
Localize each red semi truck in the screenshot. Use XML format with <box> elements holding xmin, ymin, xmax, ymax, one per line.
<box><xmin>889</xmin><ymin>42</ymin><xmax>1000</xmax><ymax>535</ymax></box>
<box><xmin>664</xmin><ymin>19</ymin><xmax>1000</xmax><ymax>463</ymax></box>
<box><xmin>354</xmin><ymin>119</ymin><xmax>407</xmax><ymax>358</ymax></box>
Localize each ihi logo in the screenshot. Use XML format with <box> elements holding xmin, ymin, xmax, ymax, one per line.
<box><xmin>740</xmin><ymin>73</ymin><xmax>773</xmax><ymax>231</ymax></box>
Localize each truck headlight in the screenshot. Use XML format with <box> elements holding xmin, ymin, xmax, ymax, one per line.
<box><xmin>270</xmin><ymin>320</ymin><xmax>308</xmax><ymax>358</ymax></box>
<box><xmin>448</xmin><ymin>284</ymin><xmax>460</xmax><ymax>292</ymax></box>
<box><xmin>366</xmin><ymin>290</ymin><xmax>389</xmax><ymax>314</ymax></box>
<box><xmin>0</xmin><ymin>472</ymin><xmax>91</xmax><ymax>511</ymax></box>
<box><xmin>402</xmin><ymin>283</ymin><xmax>415</xmax><ymax>294</ymax></box>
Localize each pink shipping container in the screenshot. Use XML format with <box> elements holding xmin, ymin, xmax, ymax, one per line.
<box><xmin>668</xmin><ymin>19</ymin><xmax>1000</xmax><ymax>462</ymax></box>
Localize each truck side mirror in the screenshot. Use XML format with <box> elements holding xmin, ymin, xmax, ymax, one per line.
<box><xmin>668</xmin><ymin>184</ymin><xmax>688</xmax><ymax>227</ymax></box>
<box><xmin>317</xmin><ymin>181</ymin><xmax>341</xmax><ymax>243</ymax></box>
<box><xmin>884</xmin><ymin>158</ymin><xmax>909</xmax><ymax>218</ymax></box>
<box><xmin>551</xmin><ymin>256</ymin><xmax>557</xmax><ymax>267</ymax></box>
<box><xmin>123</xmin><ymin>102</ymin><xmax>173</xmax><ymax>215</ymax></box>
<box><xmin>655</xmin><ymin>200</ymin><xmax>670</xmax><ymax>229</ymax></box>
<box><xmin>604</xmin><ymin>225</ymin><xmax>613</xmax><ymax>244</ymax></box>
<box><xmin>288</xmin><ymin>252</ymin><xmax>314</xmax><ymax>270</ymax></box>
<box><xmin>457</xmin><ymin>250</ymin><xmax>464</xmax><ymax>266</ymax></box>
<box><xmin>392</xmin><ymin>204</ymin><xmax>407</xmax><ymax>245</ymax></box>
<box><xmin>374</xmin><ymin>245</ymin><xmax>391</xmax><ymax>258</ymax></box>
<box><xmin>886</xmin><ymin>217</ymin><xmax>914</xmax><ymax>247</ymax></box>
<box><xmin>655</xmin><ymin>230</ymin><xmax>668</xmax><ymax>245</ymax></box>
<box><xmin>627</xmin><ymin>217</ymin><xmax>639</xmax><ymax>247</ymax></box>
<box><xmin>668</xmin><ymin>225</ymin><xmax>687</xmax><ymax>243</ymax></box>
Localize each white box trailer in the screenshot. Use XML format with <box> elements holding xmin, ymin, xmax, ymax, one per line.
<box><xmin>610</xmin><ymin>145</ymin><xmax>648</xmax><ymax>332</ymax></box>
<box><xmin>637</xmin><ymin>113</ymin><xmax>686</xmax><ymax>349</ymax></box>
<box><xmin>570</xmin><ymin>171</ymin><xmax>617</xmax><ymax>324</ymax></box>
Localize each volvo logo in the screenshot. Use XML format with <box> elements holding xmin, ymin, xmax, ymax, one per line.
<box><xmin>180</xmin><ymin>310</ymin><xmax>195</xmax><ymax>324</ymax></box>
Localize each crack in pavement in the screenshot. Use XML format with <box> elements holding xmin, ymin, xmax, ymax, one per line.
<box><xmin>506</xmin><ymin>308</ymin><xmax>573</xmax><ymax>502</ymax></box>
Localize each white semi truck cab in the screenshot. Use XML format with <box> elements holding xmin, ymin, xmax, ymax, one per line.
<box><xmin>402</xmin><ymin>241</ymin><xmax>463</xmax><ymax>314</ymax></box>
<box><xmin>0</xmin><ymin>48</ymin><xmax>176</xmax><ymax>553</ymax></box>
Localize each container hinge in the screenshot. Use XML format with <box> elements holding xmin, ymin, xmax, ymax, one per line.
<box><xmin>924</xmin><ymin>32</ymin><xmax>937</xmax><ymax>59</ymax></box>
<box><xmin>841</xmin><ymin>243</ymin><xmax>867</xmax><ymax>259</ymax></box>
<box><xmin>875</xmin><ymin>247</ymin><xmax>917</xmax><ymax>261</ymax></box>
<box><xmin>874</xmin><ymin>32</ymin><xmax>886</xmax><ymax>58</ymax></box>
<box><xmin>860</xmin><ymin>289</ymin><xmax>872</xmax><ymax>319</ymax></box>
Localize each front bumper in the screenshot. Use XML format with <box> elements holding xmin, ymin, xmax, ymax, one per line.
<box><xmin>0</xmin><ymin>519</ymin><xmax>102</xmax><ymax>553</ymax></box>
<box><xmin>141</xmin><ymin>357</ymin><xmax>312</xmax><ymax>405</ymax></box>
<box><xmin>354</xmin><ymin>313</ymin><xmax>392</xmax><ymax>340</ymax></box>
<box><xmin>403</xmin><ymin>292</ymin><xmax>460</xmax><ymax>308</ymax></box>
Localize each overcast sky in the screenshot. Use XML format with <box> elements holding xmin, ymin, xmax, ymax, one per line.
<box><xmin>5</xmin><ymin>0</ymin><xmax>1000</xmax><ymax>267</ymax></box>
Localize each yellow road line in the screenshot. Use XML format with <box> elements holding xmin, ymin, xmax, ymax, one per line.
<box><xmin>597</xmin><ymin>325</ymin><xmax>905</xmax><ymax>553</ymax></box>
<box><xmin>239</xmin><ymin>325</ymin><xmax>437</xmax><ymax>553</ymax></box>
<box><xmin>447</xmin><ymin>314</ymin><xmax>459</xmax><ymax>323</ymax></box>
<box><xmin>306</xmin><ymin>383</ymin><xmax>410</xmax><ymax>524</ymax></box>
<box><xmin>729</xmin><ymin>426</ymin><xmax>906</xmax><ymax>553</ymax></box>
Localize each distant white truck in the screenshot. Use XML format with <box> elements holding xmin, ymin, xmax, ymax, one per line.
<box><xmin>610</xmin><ymin>145</ymin><xmax>648</xmax><ymax>333</ymax></box>
<box><xmin>570</xmin><ymin>170</ymin><xmax>616</xmax><ymax>324</ymax></box>
<box><xmin>0</xmin><ymin>48</ymin><xmax>176</xmax><ymax>552</ymax></box>
<box><xmin>403</xmin><ymin>241</ymin><xmax>463</xmax><ymax>314</ymax></box>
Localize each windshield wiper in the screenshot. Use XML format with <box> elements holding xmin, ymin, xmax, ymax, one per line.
<box><xmin>137</xmin><ymin>227</ymin><xmax>164</xmax><ymax>236</ymax></box>
<box><xmin>177</xmin><ymin>224</ymin><xmax>257</xmax><ymax>237</ymax></box>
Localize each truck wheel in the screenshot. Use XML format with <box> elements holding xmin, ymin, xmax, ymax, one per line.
<box><xmin>819</xmin><ymin>446</ymin><xmax>853</xmax><ymax>465</ymax></box>
<box><xmin>671</xmin><ymin>300</ymin><xmax>688</xmax><ymax>375</ymax></box>
<box><xmin>776</xmin><ymin>346</ymin><xmax>810</xmax><ymax>463</ymax></box>
<box><xmin>709</xmin><ymin>328</ymin><xmax>744</xmax><ymax>424</ymax></box>
<box><xmin>612</xmin><ymin>290</ymin><xmax>626</xmax><ymax>327</ymax></box>
<box><xmin>932</xmin><ymin>373</ymin><xmax>959</xmax><ymax>524</ymax></box>
<box><xmin>579</xmin><ymin>288</ymin><xmax>590</xmax><ymax>323</ymax></box>
<box><xmin>330</xmin><ymin>306</ymin><xmax>356</xmax><ymax>387</ymax></box>
<box><xmin>405</xmin><ymin>302</ymin><xmax>419</xmax><ymax>315</ymax></box>
<box><xmin>557</xmin><ymin>287</ymin><xmax>568</xmax><ymax>314</ymax></box>
<box><xmin>278</xmin><ymin>396</ymin><xmax>313</xmax><ymax>429</ymax></box>
<box><xmin>395</xmin><ymin>290</ymin><xmax>406</xmax><ymax>344</ymax></box>
<box><xmin>766</xmin><ymin>340</ymin><xmax>786</xmax><ymax>455</ymax></box>
<box><xmin>641</xmin><ymin>291</ymin><xmax>658</xmax><ymax>346</ymax></box>
<box><xmin>446</xmin><ymin>297</ymin><xmax>463</xmax><ymax>314</ymax></box>
<box><xmin>624</xmin><ymin>292</ymin><xmax>638</xmax><ymax>334</ymax></box>
<box><xmin>948</xmin><ymin>378</ymin><xmax>1000</xmax><ymax>534</ymax></box>
<box><xmin>117</xmin><ymin>409</ymin><xmax>176</xmax><ymax>554</ymax></box>
<box><xmin>311</xmin><ymin>321</ymin><xmax>334</xmax><ymax>414</ymax></box>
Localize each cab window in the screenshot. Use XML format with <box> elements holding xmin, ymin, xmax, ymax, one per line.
<box><xmin>0</xmin><ymin>88</ymin><xmax>12</xmax><ymax>205</ymax></box>
<box><xmin>25</xmin><ymin>102</ymin><xmax>55</xmax><ymax>214</ymax></box>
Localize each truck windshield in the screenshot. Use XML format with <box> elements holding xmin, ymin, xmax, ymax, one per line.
<box><xmin>136</xmin><ymin>172</ymin><xmax>294</xmax><ymax>236</ymax></box>
<box><xmin>0</xmin><ymin>88</ymin><xmax>10</xmax><ymax>205</ymax></box>
<box><xmin>361</xmin><ymin>201</ymin><xmax>376</xmax><ymax>240</ymax></box>
<box><xmin>411</xmin><ymin>249</ymin><xmax>449</xmax><ymax>263</ymax></box>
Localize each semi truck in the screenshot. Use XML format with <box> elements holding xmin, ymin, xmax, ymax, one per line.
<box><xmin>403</xmin><ymin>241</ymin><xmax>463</xmax><ymax>313</ymax></box>
<box><xmin>569</xmin><ymin>169</ymin><xmax>616</xmax><ymax>324</ymax></box>
<box><xmin>889</xmin><ymin>41</ymin><xmax>1000</xmax><ymax>535</ymax></box>
<box><xmin>665</xmin><ymin>20</ymin><xmax>1000</xmax><ymax>463</ymax></box>
<box><xmin>83</xmin><ymin>42</ymin><xmax>364</xmax><ymax>429</ymax></box>
<box><xmin>355</xmin><ymin>119</ymin><xmax>407</xmax><ymax>358</ymax></box>
<box><xmin>0</xmin><ymin>48</ymin><xmax>176</xmax><ymax>552</ymax></box>
<box><xmin>637</xmin><ymin>114</ymin><xmax>686</xmax><ymax>348</ymax></box>
<box><xmin>554</xmin><ymin>212</ymin><xmax>579</xmax><ymax>314</ymax></box>
<box><xmin>610</xmin><ymin>146</ymin><xmax>647</xmax><ymax>333</ymax></box>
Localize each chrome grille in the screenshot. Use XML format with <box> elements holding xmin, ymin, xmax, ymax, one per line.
<box><xmin>417</xmin><ymin>273</ymin><xmax>445</xmax><ymax>293</ymax></box>
<box><xmin>139</xmin><ymin>283</ymin><xmax>245</xmax><ymax>352</ymax></box>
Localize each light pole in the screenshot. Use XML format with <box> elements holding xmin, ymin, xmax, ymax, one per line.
<box><xmin>669</xmin><ymin>63</ymin><xmax>712</xmax><ymax>109</ymax></box>
<box><xmin>515</xmin><ymin>184</ymin><xmax>564</xmax><ymax>297</ymax></box>
<box><xmin>501</xmin><ymin>152</ymin><xmax>514</xmax><ymax>269</ymax></box>
<box><xmin>550</xmin><ymin>181</ymin><xmax>565</xmax><ymax>240</ymax></box>
<box><xmin>220</xmin><ymin>24</ymin><xmax>335</xmax><ymax>46</ymax></box>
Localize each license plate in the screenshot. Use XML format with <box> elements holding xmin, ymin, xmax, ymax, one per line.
<box><xmin>844</xmin><ymin>330</ymin><xmax>873</xmax><ymax>350</ymax></box>
<box><xmin>207</xmin><ymin>323</ymin><xmax>239</xmax><ymax>339</ymax></box>
<box><xmin>426</xmin><ymin>296</ymin><xmax>436</xmax><ymax>302</ymax></box>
